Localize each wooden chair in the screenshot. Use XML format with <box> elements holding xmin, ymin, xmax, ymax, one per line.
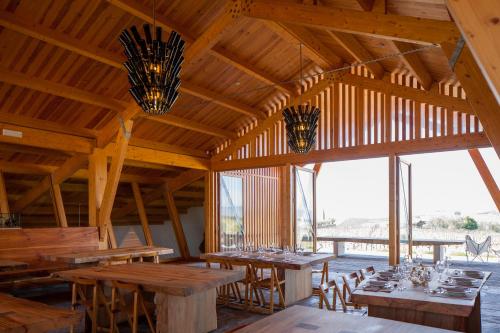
<box><xmin>318</xmin><ymin>277</ymin><xmax>347</xmax><ymax>312</ymax></box>
<box><xmin>206</xmin><ymin>258</ymin><xmax>239</xmax><ymax>305</ymax></box>
<box><xmin>70</xmin><ymin>277</ymin><xmax>113</xmax><ymax>333</ymax></box>
<box><xmin>312</xmin><ymin>262</ymin><xmax>329</xmax><ymax>296</ymax></box>
<box><xmin>341</xmin><ymin>272</ymin><xmax>364</xmax><ymax>311</ymax></box>
<box><xmin>138</xmin><ymin>251</ymin><xmax>159</xmax><ymax>264</ymax></box>
<box><xmin>110</xmin><ymin>280</ymin><xmax>155</xmax><ymax>333</ymax></box>
<box><xmin>249</xmin><ymin>262</ymin><xmax>285</xmax><ymax>314</ymax></box>
<box><xmin>359</xmin><ymin>266</ymin><xmax>376</xmax><ymax>281</ymax></box>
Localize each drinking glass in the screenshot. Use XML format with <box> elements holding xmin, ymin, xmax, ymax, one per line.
<box><xmin>435</xmin><ymin>260</ymin><xmax>445</xmax><ymax>282</ymax></box>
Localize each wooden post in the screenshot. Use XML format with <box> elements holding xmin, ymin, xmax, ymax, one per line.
<box><xmin>204</xmin><ymin>171</ymin><xmax>218</xmax><ymax>253</ymax></box>
<box><xmin>468</xmin><ymin>149</ymin><xmax>500</xmax><ymax>211</ymax></box>
<box><xmin>99</xmin><ymin>119</ymin><xmax>133</xmax><ymax>247</ymax></box>
<box><xmin>388</xmin><ymin>154</ymin><xmax>400</xmax><ymax>265</ymax></box>
<box><xmin>408</xmin><ymin>163</ymin><xmax>413</xmax><ymax>257</ymax></box>
<box><xmin>164</xmin><ymin>184</ymin><xmax>190</xmax><ymax>259</ymax></box>
<box><xmin>0</xmin><ymin>172</ymin><xmax>9</xmax><ymax>215</ymax></box>
<box><xmin>50</xmin><ymin>177</ymin><xmax>68</xmax><ymax>227</ymax></box>
<box><xmin>132</xmin><ymin>182</ymin><xmax>154</xmax><ymax>246</ymax></box>
<box><xmin>280</xmin><ymin>164</ymin><xmax>293</xmax><ymax>248</ymax></box>
<box><xmin>88</xmin><ymin>148</ymin><xmax>107</xmax><ymax>228</ymax></box>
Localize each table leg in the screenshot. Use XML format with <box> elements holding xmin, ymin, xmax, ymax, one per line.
<box><xmin>283</xmin><ymin>267</ymin><xmax>312</xmax><ymax>306</ymax></box>
<box><xmin>433</xmin><ymin>245</ymin><xmax>445</xmax><ymax>263</ymax></box>
<box><xmin>155</xmin><ymin>289</ymin><xmax>217</xmax><ymax>333</ymax></box>
<box><xmin>333</xmin><ymin>242</ymin><xmax>345</xmax><ymax>257</ymax></box>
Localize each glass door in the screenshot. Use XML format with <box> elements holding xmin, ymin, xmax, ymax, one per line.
<box><xmin>398</xmin><ymin>158</ymin><xmax>413</xmax><ymax>259</ymax></box>
<box><xmin>219</xmin><ymin>175</ymin><xmax>244</xmax><ymax>251</ymax></box>
<box><xmin>294</xmin><ymin>166</ymin><xmax>316</xmax><ymax>252</ymax></box>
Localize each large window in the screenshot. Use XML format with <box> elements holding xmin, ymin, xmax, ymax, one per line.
<box><xmin>219</xmin><ymin>175</ymin><xmax>244</xmax><ymax>251</ymax></box>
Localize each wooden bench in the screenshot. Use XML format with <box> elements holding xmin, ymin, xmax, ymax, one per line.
<box><xmin>317</xmin><ymin>236</ymin><xmax>464</xmax><ymax>263</ymax></box>
<box><xmin>0</xmin><ymin>292</ymin><xmax>82</xmax><ymax>332</ymax></box>
<box><xmin>0</xmin><ymin>227</ymin><xmax>99</xmax><ymax>288</ymax></box>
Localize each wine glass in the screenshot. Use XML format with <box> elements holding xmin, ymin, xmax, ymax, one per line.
<box><xmin>435</xmin><ymin>260</ymin><xmax>445</xmax><ymax>282</ymax></box>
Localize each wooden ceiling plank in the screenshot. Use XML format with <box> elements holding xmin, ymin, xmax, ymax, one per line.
<box><xmin>180</xmin><ymin>81</ymin><xmax>266</xmax><ymax>120</ymax></box>
<box><xmin>243</xmin><ymin>0</ymin><xmax>460</xmax><ymax>45</ymax></box>
<box><xmin>265</xmin><ymin>22</ymin><xmax>342</xmax><ymax>69</ymax></box>
<box><xmin>12</xmin><ymin>154</ymin><xmax>88</xmax><ymax>212</ymax></box>
<box><xmin>129</xmin><ymin>137</ymin><xmax>208</xmax><ymax>158</ymax></box>
<box><xmin>212</xmin><ymin>133</ymin><xmax>490</xmax><ymax>170</ymax></box>
<box><xmin>327</xmin><ymin>31</ymin><xmax>384</xmax><ymax>79</ymax></box>
<box><xmin>446</xmin><ymin>0</ymin><xmax>500</xmax><ymax>104</ymax></box>
<box><xmin>468</xmin><ymin>148</ymin><xmax>500</xmax><ymax>211</ymax></box>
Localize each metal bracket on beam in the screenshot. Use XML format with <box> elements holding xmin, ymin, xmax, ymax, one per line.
<box><xmin>448</xmin><ymin>35</ymin><xmax>466</xmax><ymax>70</ymax></box>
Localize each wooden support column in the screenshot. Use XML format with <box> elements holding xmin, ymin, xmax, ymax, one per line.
<box><xmin>164</xmin><ymin>184</ymin><xmax>190</xmax><ymax>259</ymax></box>
<box><xmin>388</xmin><ymin>154</ymin><xmax>400</xmax><ymax>265</ymax></box>
<box><xmin>204</xmin><ymin>171</ymin><xmax>218</xmax><ymax>253</ymax></box>
<box><xmin>280</xmin><ymin>164</ymin><xmax>293</xmax><ymax>248</ymax></box>
<box><xmin>99</xmin><ymin>119</ymin><xmax>133</xmax><ymax>247</ymax></box>
<box><xmin>132</xmin><ymin>182</ymin><xmax>154</xmax><ymax>246</ymax></box>
<box><xmin>88</xmin><ymin>148</ymin><xmax>107</xmax><ymax>227</ymax></box>
<box><xmin>0</xmin><ymin>172</ymin><xmax>9</xmax><ymax>214</ymax></box>
<box><xmin>49</xmin><ymin>177</ymin><xmax>68</xmax><ymax>227</ymax></box>
<box><xmin>468</xmin><ymin>149</ymin><xmax>500</xmax><ymax>211</ymax></box>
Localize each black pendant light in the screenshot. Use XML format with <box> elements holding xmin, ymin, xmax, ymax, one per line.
<box><xmin>119</xmin><ymin>0</ymin><xmax>185</xmax><ymax>115</ymax></box>
<box><xmin>282</xmin><ymin>44</ymin><xmax>320</xmax><ymax>154</ymax></box>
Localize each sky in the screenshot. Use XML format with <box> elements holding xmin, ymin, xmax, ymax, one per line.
<box><xmin>314</xmin><ymin>148</ymin><xmax>500</xmax><ymax>222</ymax></box>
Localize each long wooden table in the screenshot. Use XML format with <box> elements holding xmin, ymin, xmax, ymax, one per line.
<box><xmin>351</xmin><ymin>270</ymin><xmax>491</xmax><ymax>332</ymax></box>
<box><xmin>44</xmin><ymin>246</ymin><xmax>174</xmax><ymax>264</ymax></box>
<box><xmin>201</xmin><ymin>251</ymin><xmax>335</xmax><ymax>305</ymax></box>
<box><xmin>235</xmin><ymin>305</ymin><xmax>459</xmax><ymax>332</ymax></box>
<box><xmin>56</xmin><ymin>263</ymin><xmax>244</xmax><ymax>333</ymax></box>
<box><xmin>318</xmin><ymin>236</ymin><xmax>464</xmax><ymax>262</ymax></box>
<box><xmin>0</xmin><ymin>293</ymin><xmax>82</xmax><ymax>332</ymax></box>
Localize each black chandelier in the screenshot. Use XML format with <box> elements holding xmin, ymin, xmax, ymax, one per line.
<box><xmin>119</xmin><ymin>2</ymin><xmax>185</xmax><ymax>115</ymax></box>
<box><xmin>283</xmin><ymin>105</ymin><xmax>320</xmax><ymax>154</ymax></box>
<box><xmin>282</xmin><ymin>44</ymin><xmax>320</xmax><ymax>154</ymax></box>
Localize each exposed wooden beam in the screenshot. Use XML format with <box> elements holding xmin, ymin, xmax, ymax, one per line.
<box><xmin>164</xmin><ymin>183</ymin><xmax>190</xmax><ymax>259</ymax></box>
<box><xmin>0</xmin><ymin>172</ymin><xmax>9</xmax><ymax>214</ymax></box>
<box><xmin>49</xmin><ymin>180</ymin><xmax>68</xmax><ymax>227</ymax></box>
<box><xmin>388</xmin><ymin>154</ymin><xmax>399</xmax><ymax>265</ymax></box>
<box><xmin>104</xmin><ymin>144</ymin><xmax>209</xmax><ymax>170</ymax></box>
<box><xmin>183</xmin><ymin>0</ymin><xmax>239</xmax><ymax>66</ymax></box>
<box><xmin>0</xmin><ymin>68</ymin><xmax>127</xmax><ymax>111</ymax></box>
<box><xmin>132</xmin><ymin>182</ymin><xmax>154</xmax><ymax>246</ymax></box>
<box><xmin>180</xmin><ymin>81</ymin><xmax>266</xmax><ymax>120</ymax></box>
<box><xmin>129</xmin><ymin>137</ymin><xmax>208</xmax><ymax>158</ymax></box>
<box><xmin>12</xmin><ymin>154</ymin><xmax>88</xmax><ymax>212</ymax></box>
<box><xmin>468</xmin><ymin>149</ymin><xmax>500</xmax><ymax>211</ymax></box>
<box><xmin>390</xmin><ymin>41</ymin><xmax>433</xmax><ymax>90</ymax></box>
<box><xmin>442</xmin><ymin>44</ymin><xmax>500</xmax><ymax>157</ymax></box>
<box><xmin>88</xmin><ymin>148</ymin><xmax>107</xmax><ymax>228</ymax></box>
<box><xmin>327</xmin><ymin>31</ymin><xmax>384</xmax><ymax>79</ymax></box>
<box><xmin>446</xmin><ymin>0</ymin><xmax>500</xmax><ymax>104</ymax></box>
<box><xmin>142</xmin><ymin>114</ymin><xmax>237</xmax><ymax>140</ymax></box>
<box><xmin>105</xmin><ymin>0</ymin><xmax>292</xmax><ymax>96</ymax></box>
<box><xmin>0</xmin><ymin>161</ymin><xmax>55</xmax><ymax>175</ymax></box>
<box><xmin>313</xmin><ymin>163</ymin><xmax>322</xmax><ymax>174</ymax></box>
<box><xmin>0</xmin><ymin>123</ymin><xmax>94</xmax><ymax>154</ymax></box>
<box><xmin>265</xmin><ymin>22</ymin><xmax>343</xmax><ymax>69</ymax></box>
<box><xmin>243</xmin><ymin>0</ymin><xmax>460</xmax><ymax>45</ymax></box>
<box><xmin>99</xmin><ymin>120</ymin><xmax>132</xmax><ymax>245</ymax></box>
<box><xmin>212</xmin><ymin>133</ymin><xmax>490</xmax><ymax>170</ymax></box>
<box><xmin>356</xmin><ymin>0</ymin><xmax>375</xmax><ymax>11</ymax></box>
<box><xmin>0</xmin><ymin>112</ymin><xmax>98</xmax><ymax>139</ymax></box>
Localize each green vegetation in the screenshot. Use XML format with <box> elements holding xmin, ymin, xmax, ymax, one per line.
<box><xmin>462</xmin><ymin>216</ymin><xmax>479</xmax><ymax>230</ymax></box>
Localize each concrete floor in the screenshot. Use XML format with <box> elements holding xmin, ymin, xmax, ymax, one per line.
<box><xmin>16</xmin><ymin>256</ymin><xmax>500</xmax><ymax>332</ymax></box>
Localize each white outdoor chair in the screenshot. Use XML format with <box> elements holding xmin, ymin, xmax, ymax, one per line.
<box><xmin>465</xmin><ymin>235</ymin><xmax>491</xmax><ymax>262</ymax></box>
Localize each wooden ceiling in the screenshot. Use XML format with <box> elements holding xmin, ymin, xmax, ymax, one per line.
<box><xmin>0</xmin><ymin>0</ymin><xmax>496</xmax><ymax>226</ymax></box>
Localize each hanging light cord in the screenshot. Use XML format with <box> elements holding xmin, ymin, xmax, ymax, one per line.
<box><xmin>148</xmin><ymin>43</ymin><xmax>440</xmax><ymax>113</ymax></box>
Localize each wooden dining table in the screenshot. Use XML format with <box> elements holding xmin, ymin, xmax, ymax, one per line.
<box><xmin>351</xmin><ymin>270</ymin><xmax>491</xmax><ymax>333</ymax></box>
<box><xmin>235</xmin><ymin>305</ymin><xmax>459</xmax><ymax>332</ymax></box>
<box><xmin>55</xmin><ymin>263</ymin><xmax>245</xmax><ymax>333</ymax></box>
<box><xmin>0</xmin><ymin>293</ymin><xmax>82</xmax><ymax>332</ymax></box>
<box><xmin>201</xmin><ymin>251</ymin><xmax>334</xmax><ymax>305</ymax></box>
<box><xmin>43</xmin><ymin>246</ymin><xmax>173</xmax><ymax>264</ymax></box>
